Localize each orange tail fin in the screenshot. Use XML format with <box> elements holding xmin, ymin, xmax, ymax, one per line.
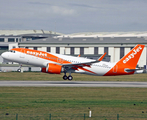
<box><xmin>118</xmin><ymin>44</ymin><xmax>145</xmax><ymax>69</ymax></box>
<box><xmin>104</xmin><ymin>44</ymin><xmax>145</xmax><ymax>76</ymax></box>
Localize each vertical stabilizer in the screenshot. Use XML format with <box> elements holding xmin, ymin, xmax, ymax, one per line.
<box><xmin>104</xmin><ymin>44</ymin><xmax>145</xmax><ymax>76</ymax></box>
<box><xmin>118</xmin><ymin>44</ymin><xmax>145</xmax><ymax>69</ymax></box>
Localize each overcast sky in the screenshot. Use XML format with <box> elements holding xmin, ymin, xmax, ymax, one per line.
<box><xmin>0</xmin><ymin>0</ymin><xmax>147</xmax><ymax>34</ymax></box>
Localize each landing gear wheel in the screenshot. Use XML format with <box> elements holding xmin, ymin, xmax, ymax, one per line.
<box><xmin>63</xmin><ymin>75</ymin><xmax>68</xmax><ymax>80</ymax></box>
<box><xmin>17</xmin><ymin>69</ymin><xmax>21</xmax><ymax>72</ymax></box>
<box><xmin>68</xmin><ymin>75</ymin><xmax>73</xmax><ymax>81</ymax></box>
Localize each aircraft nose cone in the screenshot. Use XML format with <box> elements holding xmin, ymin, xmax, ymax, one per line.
<box><xmin>1</xmin><ymin>52</ymin><xmax>7</xmax><ymax>59</ymax></box>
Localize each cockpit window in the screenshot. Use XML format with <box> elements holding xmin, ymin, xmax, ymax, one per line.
<box><xmin>9</xmin><ymin>50</ymin><xmax>15</xmax><ymax>53</ymax></box>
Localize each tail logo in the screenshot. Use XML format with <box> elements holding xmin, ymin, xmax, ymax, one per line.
<box><xmin>123</xmin><ymin>46</ymin><xmax>142</xmax><ymax>64</ymax></box>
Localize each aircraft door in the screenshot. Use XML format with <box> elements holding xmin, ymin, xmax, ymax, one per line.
<box><xmin>113</xmin><ymin>65</ymin><xmax>118</xmax><ymax>73</ymax></box>
<box><xmin>20</xmin><ymin>49</ymin><xmax>25</xmax><ymax>58</ymax></box>
<box><xmin>57</xmin><ymin>58</ymin><xmax>64</xmax><ymax>64</ymax></box>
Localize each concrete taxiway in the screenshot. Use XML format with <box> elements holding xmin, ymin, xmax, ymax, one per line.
<box><xmin>0</xmin><ymin>81</ymin><xmax>147</xmax><ymax>87</ymax></box>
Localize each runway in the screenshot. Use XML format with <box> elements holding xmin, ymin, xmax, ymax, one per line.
<box><xmin>0</xmin><ymin>81</ymin><xmax>147</xmax><ymax>87</ymax></box>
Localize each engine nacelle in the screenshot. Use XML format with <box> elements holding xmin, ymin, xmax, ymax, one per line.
<box><xmin>41</xmin><ymin>63</ymin><xmax>62</xmax><ymax>74</ymax></box>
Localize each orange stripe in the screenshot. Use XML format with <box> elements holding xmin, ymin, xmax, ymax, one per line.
<box><xmin>73</xmin><ymin>65</ymin><xmax>97</xmax><ymax>74</ymax></box>
<box><xmin>11</xmin><ymin>48</ymin><xmax>71</xmax><ymax>64</ymax></box>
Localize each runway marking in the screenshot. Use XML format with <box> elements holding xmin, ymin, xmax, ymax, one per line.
<box><xmin>0</xmin><ymin>81</ymin><xmax>147</xmax><ymax>87</ymax></box>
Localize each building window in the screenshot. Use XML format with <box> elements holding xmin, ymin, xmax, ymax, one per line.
<box><xmin>8</xmin><ymin>38</ymin><xmax>15</xmax><ymax>42</ymax></box>
<box><xmin>56</xmin><ymin>47</ymin><xmax>60</xmax><ymax>54</ymax></box>
<box><xmin>104</xmin><ymin>47</ymin><xmax>108</xmax><ymax>55</ymax></box>
<box><xmin>120</xmin><ymin>47</ymin><xmax>124</xmax><ymax>59</ymax></box>
<box><xmin>130</xmin><ymin>47</ymin><xmax>133</xmax><ymax>50</ymax></box>
<box><xmin>47</xmin><ymin>47</ymin><xmax>50</xmax><ymax>52</ymax></box>
<box><xmin>0</xmin><ymin>38</ymin><xmax>4</xmax><ymax>42</ymax></box>
<box><xmin>80</xmin><ymin>47</ymin><xmax>84</xmax><ymax>55</ymax></box>
<box><xmin>16</xmin><ymin>38</ymin><xmax>18</xmax><ymax>42</ymax></box>
<box><xmin>70</xmin><ymin>47</ymin><xmax>74</xmax><ymax>55</ymax></box>
<box><xmin>34</xmin><ymin>47</ymin><xmax>37</xmax><ymax>50</ymax></box>
<box><xmin>0</xmin><ymin>46</ymin><xmax>8</xmax><ymax>50</ymax></box>
<box><xmin>94</xmin><ymin>47</ymin><xmax>98</xmax><ymax>55</ymax></box>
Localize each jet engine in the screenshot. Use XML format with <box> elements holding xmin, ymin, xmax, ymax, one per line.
<box><xmin>41</xmin><ymin>63</ymin><xmax>62</xmax><ymax>74</ymax></box>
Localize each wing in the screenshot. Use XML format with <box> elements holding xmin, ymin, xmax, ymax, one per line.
<box><xmin>62</xmin><ymin>52</ymin><xmax>107</xmax><ymax>69</ymax></box>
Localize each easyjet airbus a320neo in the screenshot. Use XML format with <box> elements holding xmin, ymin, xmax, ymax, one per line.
<box><xmin>1</xmin><ymin>44</ymin><xmax>145</xmax><ymax>80</ymax></box>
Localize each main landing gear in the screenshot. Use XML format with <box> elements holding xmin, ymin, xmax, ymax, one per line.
<box><xmin>63</xmin><ymin>71</ymin><xmax>73</xmax><ymax>80</ymax></box>
<box><xmin>63</xmin><ymin>75</ymin><xmax>73</xmax><ymax>80</ymax></box>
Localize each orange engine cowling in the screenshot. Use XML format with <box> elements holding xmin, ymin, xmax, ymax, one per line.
<box><xmin>41</xmin><ymin>63</ymin><xmax>62</xmax><ymax>74</ymax></box>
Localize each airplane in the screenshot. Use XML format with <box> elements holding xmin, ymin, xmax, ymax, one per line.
<box><xmin>1</xmin><ymin>44</ymin><xmax>145</xmax><ymax>80</ymax></box>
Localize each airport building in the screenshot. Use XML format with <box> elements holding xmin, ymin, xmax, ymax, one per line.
<box><xmin>0</xmin><ymin>30</ymin><xmax>147</xmax><ymax>71</ymax></box>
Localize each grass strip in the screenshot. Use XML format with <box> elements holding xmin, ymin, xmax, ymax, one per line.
<box><xmin>0</xmin><ymin>72</ymin><xmax>147</xmax><ymax>81</ymax></box>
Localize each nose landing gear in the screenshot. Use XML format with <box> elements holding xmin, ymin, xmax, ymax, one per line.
<box><xmin>17</xmin><ymin>64</ymin><xmax>23</xmax><ymax>73</ymax></box>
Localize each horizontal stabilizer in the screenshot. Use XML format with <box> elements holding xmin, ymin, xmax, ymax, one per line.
<box><xmin>98</xmin><ymin>52</ymin><xmax>107</xmax><ymax>61</ymax></box>
<box><xmin>125</xmin><ymin>68</ymin><xmax>145</xmax><ymax>73</ymax></box>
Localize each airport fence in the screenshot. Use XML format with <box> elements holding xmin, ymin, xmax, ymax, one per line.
<box><xmin>1</xmin><ymin>113</ymin><xmax>147</xmax><ymax>120</ymax></box>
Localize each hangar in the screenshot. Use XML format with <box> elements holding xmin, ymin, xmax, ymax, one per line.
<box><xmin>0</xmin><ymin>30</ymin><xmax>147</xmax><ymax>69</ymax></box>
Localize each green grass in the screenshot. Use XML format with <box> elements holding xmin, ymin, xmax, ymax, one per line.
<box><xmin>0</xmin><ymin>72</ymin><xmax>147</xmax><ymax>81</ymax></box>
<box><xmin>0</xmin><ymin>87</ymin><xmax>147</xmax><ymax>119</ymax></box>
<box><xmin>0</xmin><ymin>72</ymin><xmax>147</xmax><ymax>119</ymax></box>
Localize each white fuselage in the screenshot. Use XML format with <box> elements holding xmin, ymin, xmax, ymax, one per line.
<box><xmin>2</xmin><ymin>51</ymin><xmax>115</xmax><ymax>76</ymax></box>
